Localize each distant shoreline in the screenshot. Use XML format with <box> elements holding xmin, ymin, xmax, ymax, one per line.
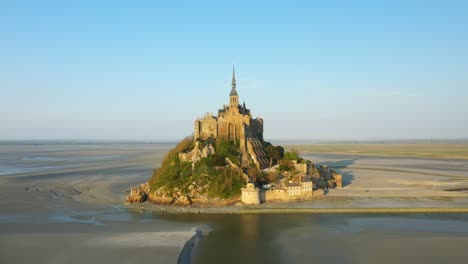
<box><xmin>299</xmin><ymin>151</ymin><xmax>468</xmax><ymax>161</ymax></box>
<box><xmin>3</xmin><ymin>140</ymin><xmax>468</xmax><ymax>160</ymax></box>
<box><xmin>284</xmin><ymin>143</ymin><xmax>468</xmax><ymax>161</ymax></box>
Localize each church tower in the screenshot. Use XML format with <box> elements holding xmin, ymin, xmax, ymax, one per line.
<box><xmin>229</xmin><ymin>66</ymin><xmax>239</xmax><ymax>109</ymax></box>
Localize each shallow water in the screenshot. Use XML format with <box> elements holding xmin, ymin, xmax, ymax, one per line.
<box><xmin>3</xmin><ymin>208</ymin><xmax>467</xmax><ymax>264</ymax></box>
<box><xmin>1</xmin><ymin>142</ymin><xmax>468</xmax><ymax>263</ymax></box>
<box><xmin>160</xmin><ymin>213</ymin><xmax>468</xmax><ymax>264</ymax></box>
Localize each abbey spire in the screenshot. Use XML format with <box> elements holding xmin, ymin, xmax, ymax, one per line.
<box><xmin>230</xmin><ymin>65</ymin><xmax>238</xmax><ymax>96</ymax></box>
<box><xmin>229</xmin><ymin>65</ymin><xmax>239</xmax><ymax>108</ymax></box>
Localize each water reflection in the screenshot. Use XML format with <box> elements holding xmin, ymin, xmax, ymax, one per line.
<box><xmin>191</xmin><ymin>215</ymin><xmax>285</xmax><ymax>264</ymax></box>
<box><xmin>156</xmin><ymin>213</ymin><xmax>468</xmax><ymax>264</ymax></box>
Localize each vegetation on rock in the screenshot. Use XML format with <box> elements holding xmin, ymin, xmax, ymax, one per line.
<box><xmin>137</xmin><ymin>137</ymin><xmax>340</xmax><ymax>205</ymax></box>
<box><xmin>148</xmin><ymin>137</ymin><xmax>245</xmax><ymax>200</ymax></box>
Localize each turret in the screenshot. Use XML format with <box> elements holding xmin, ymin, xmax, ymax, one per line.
<box><xmin>229</xmin><ymin>65</ymin><xmax>239</xmax><ymax>109</ymax></box>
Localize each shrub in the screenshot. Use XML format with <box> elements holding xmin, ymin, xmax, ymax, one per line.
<box><xmin>149</xmin><ymin>137</ymin><xmax>244</xmax><ymax>199</ymax></box>
<box><xmin>204</xmin><ymin>153</ymin><xmax>226</xmax><ymax>167</ymax></box>
<box><xmin>278</xmin><ymin>160</ymin><xmax>295</xmax><ymax>172</ymax></box>
<box><xmin>215</xmin><ymin>140</ymin><xmax>240</xmax><ymax>165</ymax></box>
<box><xmin>283</xmin><ymin>150</ymin><xmax>300</xmax><ymax>161</ymax></box>
<box><xmin>206</xmin><ymin>166</ymin><xmax>244</xmax><ymax>198</ymax></box>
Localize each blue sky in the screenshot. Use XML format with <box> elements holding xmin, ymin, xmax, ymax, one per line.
<box><xmin>1</xmin><ymin>0</ymin><xmax>467</xmax><ymax>140</ymax></box>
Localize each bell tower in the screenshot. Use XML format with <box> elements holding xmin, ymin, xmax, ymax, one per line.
<box><xmin>229</xmin><ymin>65</ymin><xmax>239</xmax><ymax>109</ymax></box>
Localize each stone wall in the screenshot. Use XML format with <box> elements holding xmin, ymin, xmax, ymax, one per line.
<box><xmin>292</xmin><ymin>161</ymin><xmax>308</xmax><ymax>175</ymax></box>
<box><xmin>312</xmin><ymin>189</ymin><xmax>325</xmax><ymax>199</ymax></box>
<box><xmin>260</xmin><ymin>189</ymin><xmax>290</xmax><ymax>202</ymax></box>
<box><xmin>259</xmin><ymin>181</ymin><xmax>314</xmax><ymax>203</ymax></box>
<box><xmin>241</xmin><ymin>183</ymin><xmax>260</xmax><ymax>205</ymax></box>
<box><xmin>194</xmin><ymin>113</ymin><xmax>218</xmax><ymax>140</ymax></box>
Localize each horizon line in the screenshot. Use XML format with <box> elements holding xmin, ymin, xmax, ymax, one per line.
<box><xmin>1</xmin><ymin>138</ymin><xmax>468</xmax><ymax>144</ymax></box>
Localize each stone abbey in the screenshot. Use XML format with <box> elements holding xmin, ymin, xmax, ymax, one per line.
<box><xmin>127</xmin><ymin>67</ymin><xmax>343</xmax><ymax>206</ymax></box>
<box><xmin>193</xmin><ymin>67</ymin><xmax>269</xmax><ymax>169</ymax></box>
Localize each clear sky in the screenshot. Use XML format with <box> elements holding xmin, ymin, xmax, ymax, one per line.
<box><xmin>1</xmin><ymin>0</ymin><xmax>467</xmax><ymax>141</ymax></box>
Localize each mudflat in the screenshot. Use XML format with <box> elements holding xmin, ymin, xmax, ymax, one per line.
<box><xmin>1</xmin><ymin>142</ymin><xmax>468</xmax><ymax>263</ymax></box>
<box><xmin>0</xmin><ymin>142</ymin><xmax>200</xmax><ymax>263</ymax></box>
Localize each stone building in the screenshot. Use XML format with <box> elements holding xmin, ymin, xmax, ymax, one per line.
<box><xmin>284</xmin><ymin>181</ymin><xmax>313</xmax><ymax>197</ymax></box>
<box><xmin>193</xmin><ymin>67</ymin><xmax>268</xmax><ymax>169</ymax></box>
<box><xmin>241</xmin><ymin>182</ymin><xmax>260</xmax><ymax>205</ymax></box>
<box><xmin>259</xmin><ymin>178</ymin><xmax>314</xmax><ymax>203</ymax></box>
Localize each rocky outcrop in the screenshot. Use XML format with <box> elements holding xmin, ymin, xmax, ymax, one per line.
<box><xmin>147</xmin><ymin>194</ymin><xmax>174</xmax><ymax>205</ymax></box>
<box><xmin>312</xmin><ymin>164</ymin><xmax>342</xmax><ymax>189</ymax></box>
<box><xmin>126</xmin><ymin>183</ymin><xmax>150</xmax><ymax>203</ymax></box>
<box><xmin>173</xmin><ymin>195</ymin><xmax>192</xmax><ymax>206</ymax></box>
<box><xmin>324</xmin><ymin>170</ymin><xmax>342</xmax><ymax>189</ymax></box>
<box><xmin>226</xmin><ymin>157</ymin><xmax>250</xmax><ymax>182</ymax></box>
<box><xmin>334</xmin><ymin>174</ymin><xmax>343</xmax><ymax>188</ymax></box>
<box><xmin>178</xmin><ymin>141</ymin><xmax>215</xmax><ymax>164</ymax></box>
<box><xmin>146</xmin><ymin>180</ymin><xmax>216</xmax><ymax>206</ymax></box>
<box><xmin>318</xmin><ymin>165</ymin><xmax>333</xmax><ymax>180</ymax></box>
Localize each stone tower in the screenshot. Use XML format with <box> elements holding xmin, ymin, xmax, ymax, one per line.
<box><xmin>193</xmin><ymin>67</ymin><xmax>269</xmax><ymax>169</ymax></box>
<box><xmin>229</xmin><ymin>66</ymin><xmax>239</xmax><ymax>109</ymax></box>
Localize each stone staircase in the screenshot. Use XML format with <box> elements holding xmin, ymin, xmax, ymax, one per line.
<box><xmin>246</xmin><ymin>138</ymin><xmax>269</xmax><ymax>170</ymax></box>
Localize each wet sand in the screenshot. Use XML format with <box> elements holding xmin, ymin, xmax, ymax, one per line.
<box><xmin>0</xmin><ymin>142</ymin><xmax>200</xmax><ymax>263</ymax></box>
<box><xmin>0</xmin><ymin>224</ymin><xmax>196</xmax><ymax>264</ymax></box>
<box><xmin>1</xmin><ymin>142</ymin><xmax>468</xmax><ymax>263</ymax></box>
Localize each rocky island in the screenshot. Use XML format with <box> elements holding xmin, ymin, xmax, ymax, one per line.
<box><xmin>126</xmin><ymin>68</ymin><xmax>342</xmax><ymax>208</ymax></box>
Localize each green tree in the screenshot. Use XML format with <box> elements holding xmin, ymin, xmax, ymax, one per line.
<box><xmin>265</xmin><ymin>145</ymin><xmax>286</xmax><ymax>167</ymax></box>
<box><xmin>275</xmin><ymin>146</ymin><xmax>285</xmax><ymax>160</ymax></box>
<box><xmin>266</xmin><ymin>145</ymin><xmax>279</xmax><ymax>168</ymax></box>
<box><xmin>265</xmin><ymin>145</ymin><xmax>274</xmax><ymax>167</ymax></box>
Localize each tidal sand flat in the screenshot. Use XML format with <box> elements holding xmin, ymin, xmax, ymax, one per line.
<box><xmin>1</xmin><ymin>142</ymin><xmax>468</xmax><ymax>263</ymax></box>
<box><xmin>298</xmin><ymin>152</ymin><xmax>468</xmax><ymax>209</ymax></box>
<box><xmin>0</xmin><ymin>142</ymin><xmax>202</xmax><ymax>263</ymax></box>
<box><xmin>0</xmin><ymin>222</ymin><xmax>197</xmax><ymax>264</ymax></box>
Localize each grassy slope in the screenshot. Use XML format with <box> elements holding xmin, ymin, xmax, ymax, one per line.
<box><xmin>148</xmin><ymin>138</ymin><xmax>245</xmax><ymax>199</ymax></box>
<box><xmin>284</xmin><ymin>143</ymin><xmax>468</xmax><ymax>160</ymax></box>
